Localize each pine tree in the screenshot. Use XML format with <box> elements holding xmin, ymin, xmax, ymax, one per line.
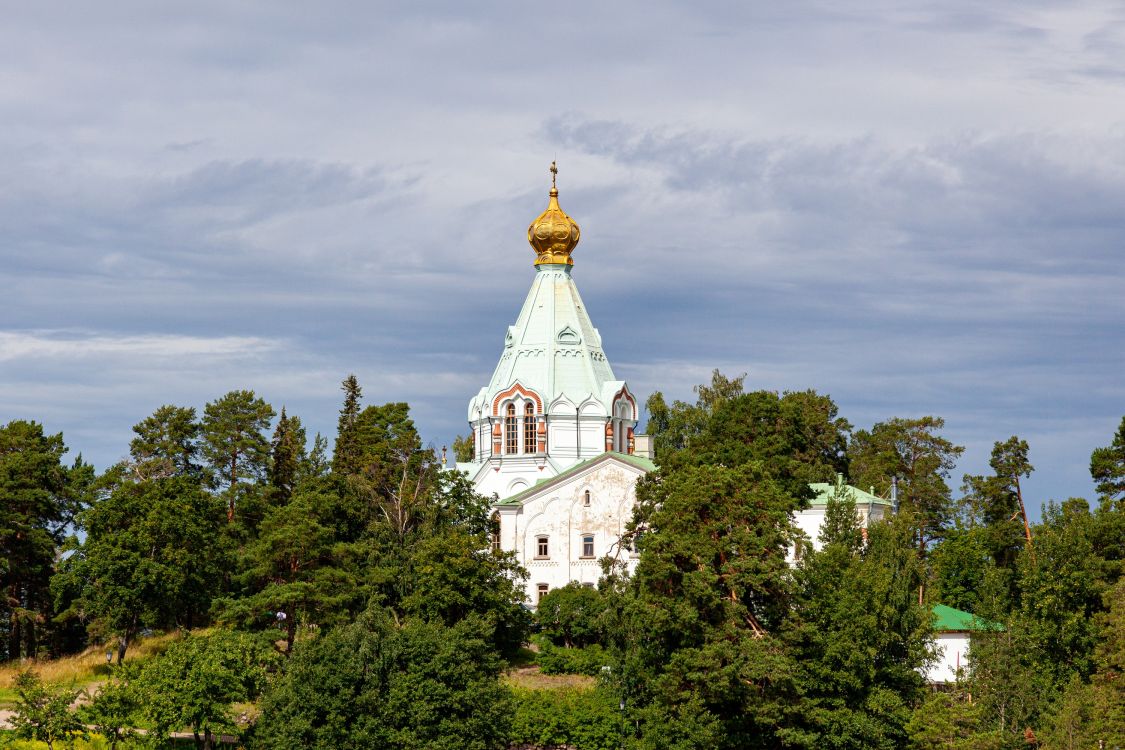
<box><xmin>961</xmin><ymin>437</ymin><xmax>1034</xmax><ymax>572</ymax></box>
<box><xmin>1090</xmin><ymin>415</ymin><xmax>1125</xmax><ymax>503</ymax></box>
<box><xmin>128</xmin><ymin>405</ymin><xmax>202</xmax><ymax>480</ymax></box>
<box><xmin>332</xmin><ymin>374</ymin><xmax>363</xmax><ymax>475</ymax></box>
<box><xmin>200</xmin><ymin>390</ymin><xmax>275</xmax><ymax>522</ymax></box>
<box><xmin>611</xmin><ymin>462</ymin><xmax>803</xmax><ymax>749</ymax></box>
<box><xmin>849</xmin><ymin>416</ymin><xmax>964</xmax><ymax>560</ymax></box>
<box><xmin>0</xmin><ymin>421</ymin><xmax>81</xmax><ymax>660</ymax></box>
<box><xmin>268</xmin><ymin>408</ymin><xmax>306</xmax><ymax>506</ymax></box>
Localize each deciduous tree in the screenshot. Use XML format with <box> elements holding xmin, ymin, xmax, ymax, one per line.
<box><xmin>254</xmin><ymin>613</ymin><xmax>511</xmax><ymax>750</ymax></box>
<box><xmin>54</xmin><ymin>476</ymin><xmax>226</xmax><ymax>662</ymax></box>
<box><xmin>10</xmin><ymin>669</ymin><xmax>85</xmax><ymax>750</ymax></box>
<box><xmin>136</xmin><ymin>629</ymin><xmax>279</xmax><ymax>750</ymax></box>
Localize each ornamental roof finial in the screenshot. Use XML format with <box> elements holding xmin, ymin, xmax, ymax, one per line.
<box><xmin>527</xmin><ymin>162</ymin><xmax>580</xmax><ymax>266</ymax></box>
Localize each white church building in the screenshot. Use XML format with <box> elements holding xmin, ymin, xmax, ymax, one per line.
<box><xmin>456</xmin><ymin>165</ymin><xmax>893</xmax><ymax>606</ymax></box>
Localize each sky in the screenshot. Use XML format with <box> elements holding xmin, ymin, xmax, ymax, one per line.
<box><xmin>2</xmin><ymin>1</ymin><xmax>1123</xmax><ymax>515</ymax></box>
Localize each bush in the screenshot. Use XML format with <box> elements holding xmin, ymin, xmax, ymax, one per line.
<box><xmin>533</xmin><ymin>638</ymin><xmax>611</xmax><ymax>677</ymax></box>
<box><xmin>535</xmin><ymin>583</ymin><xmax>605</xmax><ymax>648</ymax></box>
<box><xmin>253</xmin><ymin>611</ymin><xmax>511</xmax><ymax>750</ymax></box>
<box><xmin>9</xmin><ymin>670</ymin><xmax>85</xmax><ymax>750</ymax></box>
<box><xmin>508</xmin><ymin>686</ymin><xmax>622</xmax><ymax>750</ymax></box>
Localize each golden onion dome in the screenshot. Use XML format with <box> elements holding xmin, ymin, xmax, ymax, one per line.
<box><xmin>528</xmin><ymin>162</ymin><xmax>580</xmax><ymax>266</ymax></box>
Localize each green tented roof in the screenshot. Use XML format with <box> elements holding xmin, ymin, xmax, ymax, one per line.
<box><xmin>932</xmin><ymin>604</ymin><xmax>1003</xmax><ymax>632</ymax></box>
<box><xmin>495</xmin><ymin>451</ymin><xmax>657</xmax><ymax>507</ymax></box>
<box><xmin>807</xmin><ymin>478</ymin><xmax>894</xmax><ymax>507</ymax></box>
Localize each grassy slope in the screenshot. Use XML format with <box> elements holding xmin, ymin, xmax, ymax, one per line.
<box><xmin>0</xmin><ymin>632</ymin><xmax>181</xmax><ymax>707</ymax></box>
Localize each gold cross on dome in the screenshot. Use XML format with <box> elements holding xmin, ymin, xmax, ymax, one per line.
<box><xmin>550</xmin><ymin>161</ymin><xmax>557</xmax><ymax>188</ymax></box>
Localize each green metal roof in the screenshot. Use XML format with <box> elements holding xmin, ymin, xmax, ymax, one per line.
<box><xmin>469</xmin><ymin>264</ymin><xmax>621</xmax><ymax>421</ymax></box>
<box><xmin>494</xmin><ymin>451</ymin><xmax>656</xmax><ymax>507</ymax></box>
<box><xmin>807</xmin><ymin>477</ymin><xmax>894</xmax><ymax>507</ymax></box>
<box><xmin>932</xmin><ymin>604</ymin><xmax>1003</xmax><ymax>632</ymax></box>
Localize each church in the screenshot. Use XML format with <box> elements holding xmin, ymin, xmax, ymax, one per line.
<box><xmin>456</xmin><ymin>164</ymin><xmax>892</xmax><ymax>606</ymax></box>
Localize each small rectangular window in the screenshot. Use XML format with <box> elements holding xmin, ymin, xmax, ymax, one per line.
<box><xmin>537</xmin><ymin>583</ymin><xmax>549</xmax><ymax>603</ymax></box>
<box><xmin>581</xmin><ymin>534</ymin><xmax>594</xmax><ymax>558</ymax></box>
<box><xmin>536</xmin><ymin>536</ymin><xmax>549</xmax><ymax>559</ymax></box>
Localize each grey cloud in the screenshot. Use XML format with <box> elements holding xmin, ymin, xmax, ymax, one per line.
<box><xmin>2</xmin><ymin>0</ymin><xmax>1124</xmax><ymax>515</ymax></box>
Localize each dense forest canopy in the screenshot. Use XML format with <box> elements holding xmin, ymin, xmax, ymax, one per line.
<box><xmin>2</xmin><ymin>372</ymin><xmax>1122</xmax><ymax>749</ymax></box>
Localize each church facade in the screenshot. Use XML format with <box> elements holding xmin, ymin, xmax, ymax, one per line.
<box><xmin>458</xmin><ymin>165</ymin><xmax>891</xmax><ymax>605</ymax></box>
<box><xmin>456</xmin><ymin>164</ymin><xmax>652</xmax><ymax>604</ymax></box>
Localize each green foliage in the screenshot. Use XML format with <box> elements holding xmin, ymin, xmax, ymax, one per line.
<box><xmin>1</xmin><ymin>420</ymin><xmax>86</xmax><ymax>660</ymax></box>
<box><xmin>849</xmin><ymin>416</ymin><xmax>964</xmax><ymax>552</ymax></box>
<box><xmin>133</xmin><ymin>629</ymin><xmax>279</xmax><ymax>748</ymax></box>
<box><xmin>399</xmin><ymin>527</ymin><xmax>529</xmax><ymax>658</ymax></box>
<box><xmin>1090</xmin><ymin>415</ymin><xmax>1125</xmax><ymax>502</ymax></box>
<box><xmin>645</xmin><ymin>369</ymin><xmax>746</xmax><ymax>458</ymax></box>
<box><xmin>128</xmin><ymin>405</ymin><xmax>202</xmax><ymax>481</ymax></box>
<box><xmin>611</xmin><ymin>461</ymin><xmax>803</xmax><ymax>749</ymax></box>
<box><xmin>82</xmin><ymin>665</ymin><xmax>140</xmax><ymax>750</ymax></box>
<box><xmin>534</xmin><ymin>639</ymin><xmax>611</xmax><ymax>676</ymax></box>
<box><xmin>930</xmin><ymin>528</ymin><xmax>992</xmax><ymax>614</ymax></box>
<box><xmin>451</xmin><ymin>433</ymin><xmax>474</xmax><ymax>464</ymax></box>
<box><xmin>267</xmin><ymin>408</ymin><xmax>306</xmax><ymax>506</ymax></box>
<box><xmin>1085</xmin><ymin>577</ymin><xmax>1125</xmax><ymax>743</ymax></box>
<box><xmin>10</xmin><ymin>670</ymin><xmax>85</xmax><ymax>750</ymax></box>
<box><xmin>960</xmin><ymin>436</ymin><xmax>1033</xmax><ymax>571</ymax></box>
<box><xmin>253</xmin><ymin>612</ymin><xmax>510</xmax><ymax>750</ymax></box>
<box><xmin>966</xmin><ymin>626</ymin><xmax>1054</xmax><ymax>746</ymax></box>
<box><xmin>200</xmin><ymin>390</ymin><xmax>275</xmax><ymax>522</ymax></box>
<box><xmin>905</xmin><ymin>688</ymin><xmax>999</xmax><ymax>750</ymax></box>
<box><xmin>1016</xmin><ymin>498</ymin><xmax>1104</xmax><ymax>686</ymax></box>
<box><xmin>649</xmin><ymin>373</ymin><xmax>851</xmax><ymax>498</ymax></box>
<box><xmin>331</xmin><ymin>374</ymin><xmax>363</xmax><ymax>476</ymax></box>
<box><xmin>817</xmin><ymin>482</ymin><xmax>864</xmax><ymax>552</ymax></box>
<box><xmin>508</xmin><ymin>686</ymin><xmax>622</xmax><ymax>750</ymax></box>
<box><xmin>536</xmin><ymin>582</ymin><xmax>606</xmax><ymax>648</ymax></box>
<box><xmin>788</xmin><ymin>516</ymin><xmax>933</xmax><ymax>748</ymax></box>
<box><xmin>53</xmin><ymin>476</ymin><xmax>226</xmax><ymax>662</ymax></box>
<box><xmin>211</xmin><ymin>479</ymin><xmax>355</xmax><ymax>654</ymax></box>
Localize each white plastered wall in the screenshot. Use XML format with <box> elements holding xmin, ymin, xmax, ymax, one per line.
<box><xmin>501</xmin><ymin>458</ymin><xmax>643</xmax><ymax>604</ymax></box>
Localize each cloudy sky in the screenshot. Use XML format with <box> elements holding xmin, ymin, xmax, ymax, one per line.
<box><xmin>3</xmin><ymin>1</ymin><xmax>1123</xmax><ymax>513</ymax></box>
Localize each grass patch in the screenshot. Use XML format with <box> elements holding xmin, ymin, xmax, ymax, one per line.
<box><xmin>504</xmin><ymin>665</ymin><xmax>596</xmax><ymax>691</ymax></box>
<box><xmin>0</xmin><ymin>730</ymin><xmax>114</xmax><ymax>749</ymax></box>
<box><xmin>507</xmin><ymin>646</ymin><xmax>538</xmax><ymax>669</ymax></box>
<box><xmin>0</xmin><ymin>631</ymin><xmax>184</xmax><ymax>708</ymax></box>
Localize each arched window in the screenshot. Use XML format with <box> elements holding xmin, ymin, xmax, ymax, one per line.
<box><xmin>524</xmin><ymin>401</ymin><xmax>536</xmax><ymax>454</ymax></box>
<box><xmin>614</xmin><ymin>401</ymin><xmax>630</xmax><ymax>452</ymax></box>
<box><xmin>536</xmin><ymin>535</ymin><xmax>550</xmax><ymax>559</ymax></box>
<box><xmin>583</xmin><ymin>489</ymin><xmax>591</xmax><ymax>507</ymax></box>
<box><xmin>505</xmin><ymin>403</ymin><xmax>517</xmax><ymax>454</ymax></box>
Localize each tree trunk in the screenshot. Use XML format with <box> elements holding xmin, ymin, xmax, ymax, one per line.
<box><xmin>227</xmin><ymin>451</ymin><xmax>238</xmax><ymax>523</ymax></box>
<box><xmin>117</xmin><ymin>629</ymin><xmax>133</xmax><ymax>664</ymax></box>
<box><xmin>8</xmin><ymin>600</ymin><xmax>20</xmax><ymax>660</ymax></box>
<box><xmin>287</xmin><ymin>614</ymin><xmax>297</xmax><ymax>654</ymax></box>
